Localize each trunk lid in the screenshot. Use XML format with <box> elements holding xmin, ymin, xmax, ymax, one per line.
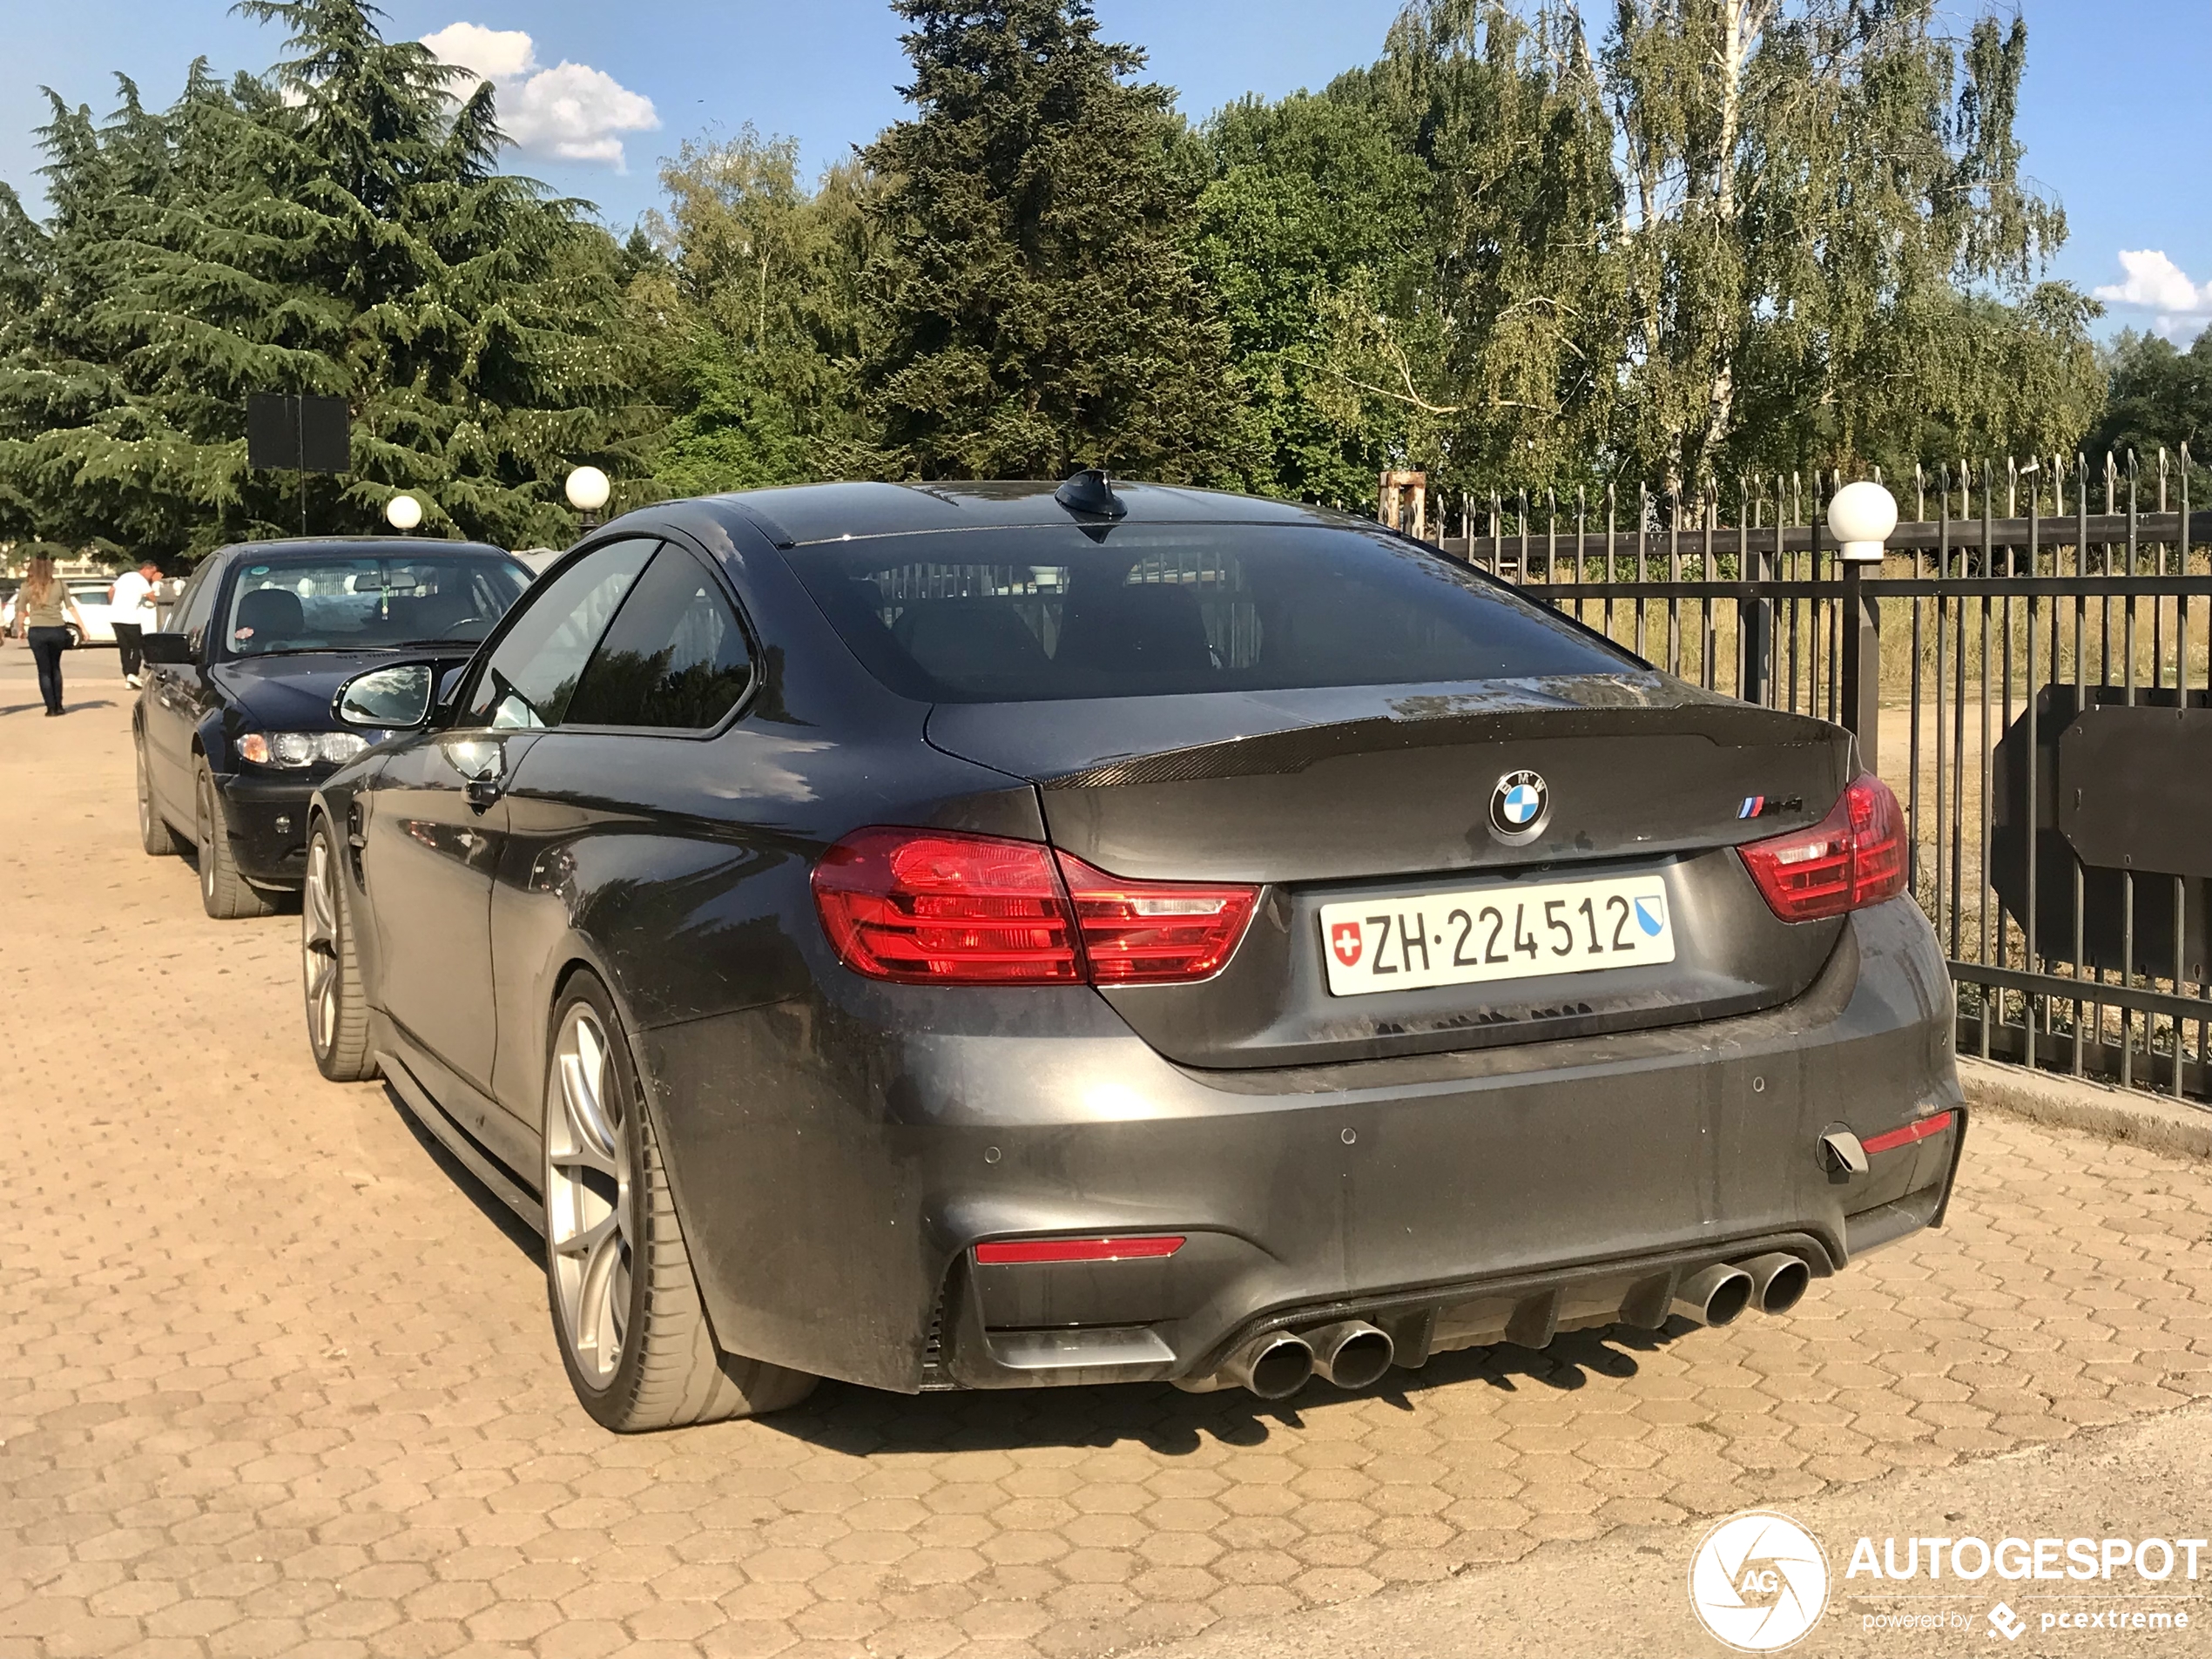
<box><xmin>927</xmin><ymin>674</ymin><xmax>1854</xmax><ymax>1068</ymax></box>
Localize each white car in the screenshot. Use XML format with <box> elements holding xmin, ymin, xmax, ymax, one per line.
<box><xmin>2</xmin><ymin>579</ymin><xmax>123</xmax><ymax>644</ymax></box>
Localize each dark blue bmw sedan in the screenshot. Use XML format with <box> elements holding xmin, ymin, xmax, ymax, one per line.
<box><xmin>134</xmin><ymin>536</ymin><xmax>530</xmax><ymax>917</ymax></box>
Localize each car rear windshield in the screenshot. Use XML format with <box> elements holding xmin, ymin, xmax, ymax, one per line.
<box><xmin>782</xmin><ymin>523</ymin><xmax>1636</xmax><ymax>703</ymax></box>
<box><xmin>225</xmin><ymin>556</ymin><xmax>529</xmax><ymax>658</ymax></box>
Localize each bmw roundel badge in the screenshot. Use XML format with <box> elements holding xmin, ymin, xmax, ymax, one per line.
<box><xmin>1488</xmin><ymin>769</ymin><xmax>1550</xmax><ymax>844</ymax></box>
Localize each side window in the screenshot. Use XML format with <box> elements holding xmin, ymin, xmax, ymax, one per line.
<box><xmin>172</xmin><ymin>563</ymin><xmax>223</xmax><ymax>656</ymax></box>
<box><xmin>465</xmin><ymin>540</ymin><xmax>656</xmax><ymax>729</ymax></box>
<box><xmin>563</xmin><ymin>549</ymin><xmax>755</xmax><ymax>731</ymax></box>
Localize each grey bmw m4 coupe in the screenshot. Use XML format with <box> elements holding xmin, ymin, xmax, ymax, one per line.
<box><xmin>302</xmin><ymin>474</ymin><xmax>1962</xmax><ymax>1432</ymax></box>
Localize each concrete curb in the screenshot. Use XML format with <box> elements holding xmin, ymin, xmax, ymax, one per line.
<box><xmin>1959</xmin><ymin>1055</ymin><xmax>2212</xmax><ymax>1161</ymax></box>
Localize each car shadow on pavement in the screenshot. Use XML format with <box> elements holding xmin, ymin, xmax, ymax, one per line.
<box><xmin>763</xmin><ymin>1321</ymin><xmax>1695</xmax><ymax>1460</ymax></box>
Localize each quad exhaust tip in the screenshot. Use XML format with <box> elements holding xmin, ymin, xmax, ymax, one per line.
<box><xmin>1672</xmin><ymin>1263</ymin><xmax>1755</xmax><ymax>1328</ymax></box>
<box><xmin>1223</xmin><ymin>1331</ymin><xmax>1314</xmax><ymax>1399</ymax></box>
<box><xmin>1306</xmin><ymin>1321</ymin><xmax>1394</xmax><ymax>1391</ymax></box>
<box><xmin>1197</xmin><ymin>1256</ymin><xmax>1807</xmax><ymax>1398</ymax></box>
<box><xmin>1740</xmin><ymin>1251</ymin><xmax>1811</xmax><ymax>1314</ymax></box>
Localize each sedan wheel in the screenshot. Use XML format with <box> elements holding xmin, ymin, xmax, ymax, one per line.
<box><xmin>547</xmin><ymin>1001</ymin><xmax>635</xmax><ymax>1390</ymax></box>
<box><xmin>301</xmin><ymin>824</ymin><xmax>375</xmax><ymax>1081</ymax></box>
<box><xmin>193</xmin><ymin>758</ymin><xmax>279</xmax><ymax>920</ymax></box>
<box><xmin>543</xmin><ymin>974</ymin><xmax>816</xmax><ymax>1431</ymax></box>
<box><xmin>135</xmin><ymin>730</ymin><xmax>185</xmax><ymax>856</ymax></box>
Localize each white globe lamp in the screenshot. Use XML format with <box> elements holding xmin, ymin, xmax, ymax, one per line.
<box><xmin>383</xmin><ymin>493</ymin><xmax>423</xmax><ymax>532</ymax></box>
<box><xmin>1827</xmin><ymin>480</ymin><xmax>1898</xmax><ymax>563</ymax></box>
<box><xmin>564</xmin><ymin>466</ymin><xmax>612</xmax><ymax>519</ymax></box>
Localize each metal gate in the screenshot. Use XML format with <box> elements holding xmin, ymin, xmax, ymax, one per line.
<box><xmin>1437</xmin><ymin>452</ymin><xmax>2212</xmax><ymax>1104</ymax></box>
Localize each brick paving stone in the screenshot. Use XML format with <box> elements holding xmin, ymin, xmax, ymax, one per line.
<box><xmin>6</xmin><ymin>664</ymin><xmax>2212</xmax><ymax>1657</ymax></box>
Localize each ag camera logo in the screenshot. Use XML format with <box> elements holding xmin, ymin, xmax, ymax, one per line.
<box><xmin>1689</xmin><ymin>1509</ymin><xmax>1831</xmax><ymax>1652</ymax></box>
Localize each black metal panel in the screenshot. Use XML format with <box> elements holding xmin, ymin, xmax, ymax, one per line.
<box><xmin>2057</xmin><ymin>704</ymin><xmax>2212</xmax><ymax>878</ymax></box>
<box><xmin>1990</xmin><ymin>685</ymin><xmax>2212</xmax><ymax>979</ymax></box>
<box><xmin>245</xmin><ymin>392</ymin><xmax>299</xmax><ymax>469</ymax></box>
<box><xmin>245</xmin><ymin>392</ymin><xmax>350</xmax><ymax>473</ymax></box>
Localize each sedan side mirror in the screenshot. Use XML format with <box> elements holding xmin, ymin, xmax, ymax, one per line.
<box><xmin>138</xmin><ymin>631</ymin><xmax>196</xmax><ymax>666</ymax></box>
<box><xmin>335</xmin><ymin>663</ymin><xmax>436</xmax><ymax>730</ymax></box>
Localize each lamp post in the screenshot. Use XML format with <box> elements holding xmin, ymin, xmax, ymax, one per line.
<box><xmin>1827</xmin><ymin>480</ymin><xmax>1898</xmax><ymax>772</ymax></box>
<box><xmin>565</xmin><ymin>466</ymin><xmax>611</xmax><ymax>536</ymax></box>
<box><xmin>384</xmin><ymin>494</ymin><xmax>423</xmax><ymax>534</ymax></box>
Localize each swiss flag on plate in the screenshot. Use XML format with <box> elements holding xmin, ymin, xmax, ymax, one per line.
<box><xmin>1331</xmin><ymin>921</ymin><xmax>1364</xmax><ymax>967</ymax></box>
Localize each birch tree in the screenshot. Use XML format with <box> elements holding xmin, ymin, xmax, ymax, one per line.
<box><xmin>1603</xmin><ymin>0</ymin><xmax>2096</xmax><ymax>491</ymax></box>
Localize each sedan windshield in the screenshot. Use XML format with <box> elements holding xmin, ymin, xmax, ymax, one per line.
<box><xmin>225</xmin><ymin>556</ymin><xmax>529</xmax><ymax>658</ymax></box>
<box><xmin>784</xmin><ymin>523</ymin><xmax>1635</xmax><ymax>703</ymax></box>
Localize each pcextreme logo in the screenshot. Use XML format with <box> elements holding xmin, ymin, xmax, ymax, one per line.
<box><xmin>1689</xmin><ymin>1509</ymin><xmax>1831</xmax><ymax>1652</ymax></box>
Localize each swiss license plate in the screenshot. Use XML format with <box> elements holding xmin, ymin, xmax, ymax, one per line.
<box><xmin>1319</xmin><ymin>874</ymin><xmax>1676</xmax><ymax>996</ymax></box>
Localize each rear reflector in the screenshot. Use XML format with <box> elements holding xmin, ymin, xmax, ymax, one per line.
<box><xmin>974</xmin><ymin>1235</ymin><xmax>1187</xmax><ymax>1265</ymax></box>
<box><xmin>1860</xmin><ymin>1109</ymin><xmax>1954</xmax><ymax>1156</ymax></box>
<box><xmin>813</xmin><ymin>827</ymin><xmax>1258</xmax><ymax>986</ymax></box>
<box><xmin>1737</xmin><ymin>773</ymin><xmax>1908</xmax><ymax>921</ymax></box>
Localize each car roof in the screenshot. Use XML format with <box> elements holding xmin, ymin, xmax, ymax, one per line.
<box><xmin>693</xmin><ymin>480</ymin><xmax>1371</xmax><ymax>550</ymax></box>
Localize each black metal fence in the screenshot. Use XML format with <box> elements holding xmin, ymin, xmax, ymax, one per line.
<box><xmin>1432</xmin><ymin>451</ymin><xmax>2212</xmax><ymax>1105</ymax></box>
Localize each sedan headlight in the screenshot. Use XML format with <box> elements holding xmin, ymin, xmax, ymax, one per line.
<box><xmin>237</xmin><ymin>731</ymin><xmax>371</xmax><ymax>768</ymax></box>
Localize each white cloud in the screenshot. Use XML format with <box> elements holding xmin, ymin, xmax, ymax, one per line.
<box><xmin>2093</xmin><ymin>250</ymin><xmax>2212</xmax><ymax>341</ymax></box>
<box><xmin>421</xmin><ymin>22</ymin><xmax>658</xmax><ymax>171</ymax></box>
<box><xmin>421</xmin><ymin>22</ymin><xmax>536</xmax><ymax>81</ymax></box>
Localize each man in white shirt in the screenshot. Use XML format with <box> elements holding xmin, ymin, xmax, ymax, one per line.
<box><xmin>108</xmin><ymin>558</ymin><xmax>161</xmax><ymax>687</ymax></box>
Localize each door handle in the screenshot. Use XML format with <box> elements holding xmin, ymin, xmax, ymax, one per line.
<box><xmin>464</xmin><ymin>775</ymin><xmax>505</xmax><ymax>813</ymax></box>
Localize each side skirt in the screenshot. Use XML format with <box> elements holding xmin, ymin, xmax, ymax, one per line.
<box><xmin>375</xmin><ymin>1026</ymin><xmax>545</xmax><ymax>1235</ymax></box>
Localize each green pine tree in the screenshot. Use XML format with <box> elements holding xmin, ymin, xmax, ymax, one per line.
<box><xmin>860</xmin><ymin>0</ymin><xmax>1238</xmax><ymax>482</ymax></box>
<box><xmin>0</xmin><ymin>0</ymin><xmax>644</xmax><ymax>557</ymax></box>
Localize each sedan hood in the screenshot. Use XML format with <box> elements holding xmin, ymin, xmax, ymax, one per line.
<box><xmin>210</xmin><ymin>651</ymin><xmax>419</xmax><ymax>730</ymax></box>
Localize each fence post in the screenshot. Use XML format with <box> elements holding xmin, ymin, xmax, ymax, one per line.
<box><xmin>1830</xmin><ymin>481</ymin><xmax>1898</xmax><ymax>772</ymax></box>
<box><xmin>1741</xmin><ymin>477</ymin><xmax>1773</xmax><ymax>705</ymax></box>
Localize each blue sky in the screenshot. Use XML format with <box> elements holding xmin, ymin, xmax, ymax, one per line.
<box><xmin>6</xmin><ymin>1</ymin><xmax>2209</xmax><ymax>341</ymax></box>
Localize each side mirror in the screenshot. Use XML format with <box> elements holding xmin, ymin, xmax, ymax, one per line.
<box><xmin>138</xmin><ymin>631</ymin><xmax>195</xmax><ymax>666</ymax></box>
<box><xmin>334</xmin><ymin>663</ymin><xmax>436</xmax><ymax>730</ymax></box>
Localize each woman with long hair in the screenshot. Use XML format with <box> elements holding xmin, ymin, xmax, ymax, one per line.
<box><xmin>10</xmin><ymin>556</ymin><xmax>92</xmax><ymax>716</ymax></box>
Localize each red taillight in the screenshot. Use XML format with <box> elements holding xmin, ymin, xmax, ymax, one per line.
<box><xmin>1861</xmin><ymin>1109</ymin><xmax>1954</xmax><ymax>1156</ymax></box>
<box><xmin>973</xmin><ymin>1235</ymin><xmax>1186</xmax><ymax>1264</ymax></box>
<box><xmin>811</xmin><ymin>827</ymin><xmax>1080</xmax><ymax>984</ymax></box>
<box><xmin>1737</xmin><ymin>773</ymin><xmax>1908</xmax><ymax>922</ymax></box>
<box><xmin>1055</xmin><ymin>852</ymin><xmax>1259</xmax><ymax>984</ymax></box>
<box><xmin>813</xmin><ymin>828</ymin><xmax>1258</xmax><ymax>987</ymax></box>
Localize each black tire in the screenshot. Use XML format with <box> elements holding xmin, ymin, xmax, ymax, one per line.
<box><xmin>193</xmin><ymin>756</ymin><xmax>280</xmax><ymax>920</ymax></box>
<box><xmin>135</xmin><ymin>728</ymin><xmax>188</xmax><ymax>856</ymax></box>
<box><xmin>302</xmin><ymin>818</ymin><xmax>376</xmax><ymax>1082</ymax></box>
<box><xmin>543</xmin><ymin>972</ymin><xmax>817</xmax><ymax>1432</ymax></box>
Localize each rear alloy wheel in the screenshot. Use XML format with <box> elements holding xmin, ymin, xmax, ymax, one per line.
<box><xmin>136</xmin><ymin>729</ymin><xmax>186</xmax><ymax>856</ymax></box>
<box><xmin>543</xmin><ymin>973</ymin><xmax>816</xmax><ymax>1432</ymax></box>
<box><xmin>301</xmin><ymin>821</ymin><xmax>375</xmax><ymax>1082</ymax></box>
<box><xmin>193</xmin><ymin>757</ymin><xmax>280</xmax><ymax>920</ymax></box>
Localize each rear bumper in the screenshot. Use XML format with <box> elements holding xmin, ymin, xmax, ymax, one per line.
<box><xmin>642</xmin><ymin>896</ymin><xmax>1961</xmax><ymax>1394</ymax></box>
